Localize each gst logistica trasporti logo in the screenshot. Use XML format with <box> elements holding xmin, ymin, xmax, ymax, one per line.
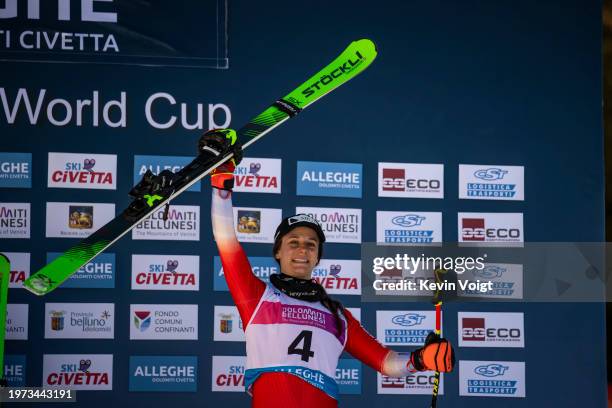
<box><xmin>385</xmin><ymin>313</ymin><xmax>429</xmax><ymax>344</ymax></box>
<box><xmin>459</xmin><ymin>360</ymin><xmax>525</xmax><ymax>398</ymax></box>
<box><xmin>459</xmin><ymin>165</ymin><xmax>524</xmax><ymax>201</ymax></box>
<box><xmin>377</xmin><ymin>211</ymin><xmax>442</xmax><ymax>244</ymax></box>
<box><xmin>467</xmin><ymin>168</ymin><xmax>514</xmax><ymax>198</ymax></box>
<box><xmin>464</xmin><ymin>266</ymin><xmax>519</xmax><ymax>297</ymax></box>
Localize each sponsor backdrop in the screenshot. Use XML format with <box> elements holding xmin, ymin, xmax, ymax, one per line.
<box><xmin>0</xmin><ymin>0</ymin><xmax>603</xmax><ymax>407</ymax></box>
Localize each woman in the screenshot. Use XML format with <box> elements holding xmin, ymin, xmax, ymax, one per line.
<box><xmin>203</xmin><ymin>129</ymin><xmax>455</xmax><ymax>407</ymax></box>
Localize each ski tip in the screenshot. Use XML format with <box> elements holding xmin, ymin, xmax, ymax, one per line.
<box><xmin>353</xmin><ymin>38</ymin><xmax>378</xmax><ymax>57</ymax></box>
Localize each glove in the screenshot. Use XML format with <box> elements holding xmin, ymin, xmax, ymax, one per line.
<box><xmin>199</xmin><ymin>128</ymin><xmax>243</xmax><ymax>191</ymax></box>
<box><xmin>409</xmin><ymin>332</ymin><xmax>455</xmax><ymax>373</ymax></box>
<box><xmin>211</xmin><ymin>160</ymin><xmax>237</xmax><ymax>191</ymax></box>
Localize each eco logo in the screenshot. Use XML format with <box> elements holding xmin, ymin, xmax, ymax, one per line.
<box><xmin>459</xmin><ymin>213</ymin><xmax>523</xmax><ymax>244</ymax></box>
<box><xmin>459</xmin><ymin>312</ymin><xmax>524</xmax><ymax>348</ymax></box>
<box><xmin>378</xmin><ymin>370</ymin><xmax>443</xmax><ymax>395</ymax></box>
<box><xmin>378</xmin><ymin>163</ymin><xmax>443</xmax><ymax>199</ymax></box>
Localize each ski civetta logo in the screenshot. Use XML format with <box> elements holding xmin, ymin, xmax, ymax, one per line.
<box><xmin>391</xmin><ymin>214</ymin><xmax>425</xmax><ymax>228</ymax></box>
<box><xmin>391</xmin><ymin>313</ymin><xmax>426</xmax><ymax>327</ymax></box>
<box><xmin>474</xmin><ymin>364</ymin><xmax>509</xmax><ymax>377</ymax></box>
<box><xmin>133</xmin><ymin>311</ymin><xmax>151</xmax><ymax>332</ymax></box>
<box><xmin>473</xmin><ymin>168</ymin><xmax>508</xmax><ymax>181</ymax></box>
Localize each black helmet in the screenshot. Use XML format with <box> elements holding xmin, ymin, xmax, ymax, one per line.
<box><xmin>273</xmin><ymin>214</ymin><xmax>326</xmax><ymax>263</ymax></box>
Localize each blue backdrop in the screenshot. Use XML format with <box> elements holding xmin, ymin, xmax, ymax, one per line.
<box><xmin>0</xmin><ymin>0</ymin><xmax>604</xmax><ymax>407</ymax></box>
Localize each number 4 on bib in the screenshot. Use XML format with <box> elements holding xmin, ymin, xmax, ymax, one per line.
<box><xmin>288</xmin><ymin>330</ymin><xmax>315</xmax><ymax>362</ymax></box>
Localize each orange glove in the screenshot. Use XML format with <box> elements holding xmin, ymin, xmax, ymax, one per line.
<box><xmin>211</xmin><ymin>160</ymin><xmax>237</xmax><ymax>191</ymax></box>
<box><xmin>409</xmin><ymin>332</ymin><xmax>455</xmax><ymax>373</ymax></box>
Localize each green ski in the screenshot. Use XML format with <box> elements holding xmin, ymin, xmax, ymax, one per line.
<box><xmin>23</xmin><ymin>38</ymin><xmax>378</xmax><ymax>296</ymax></box>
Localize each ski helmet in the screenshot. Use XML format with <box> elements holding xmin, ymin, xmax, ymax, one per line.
<box><xmin>273</xmin><ymin>214</ymin><xmax>326</xmax><ymax>263</ymax></box>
